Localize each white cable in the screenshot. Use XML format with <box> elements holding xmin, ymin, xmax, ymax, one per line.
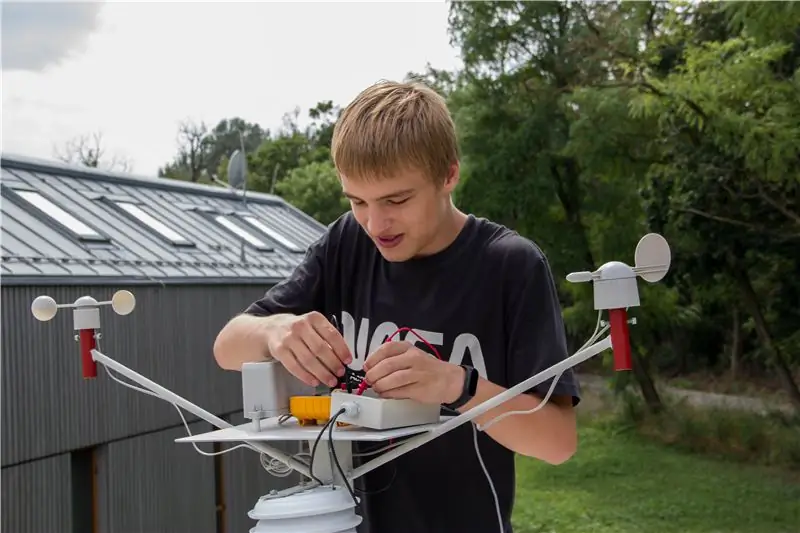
<box><xmin>584</xmin><ymin>310</ymin><xmax>603</xmax><ymax>352</ymax></box>
<box><xmin>352</xmin><ymin>441</ymin><xmax>403</xmax><ymax>457</ymax></box>
<box><xmin>476</xmin><ymin>312</ymin><xmax>607</xmax><ymax>432</ymax></box>
<box><xmin>471</xmin><ymin>422</ymin><xmax>504</xmax><ymax>533</ymax></box>
<box><xmin>468</xmin><ymin>310</ymin><xmax>605</xmax><ymax>533</ymax></box>
<box><xmin>101</xmin><ymin>365</ymin><xmax>309</xmax><ymax>477</ymax></box>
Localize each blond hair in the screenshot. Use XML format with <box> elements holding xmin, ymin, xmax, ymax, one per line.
<box><xmin>331</xmin><ymin>80</ymin><xmax>459</xmax><ymax>185</ymax></box>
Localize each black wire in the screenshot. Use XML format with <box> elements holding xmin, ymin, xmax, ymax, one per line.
<box><xmin>344</xmin><ymin>439</ymin><xmax>400</xmax><ymax>497</ymax></box>
<box><xmin>354</xmin><ymin>461</ymin><xmax>396</xmax><ymax>495</ymax></box>
<box><xmin>310</xmin><ymin>407</ymin><xmax>394</xmax><ymax>505</ymax></box>
<box><xmin>308</xmin><ymin>410</ymin><xmax>342</xmax><ymax>486</ymax></box>
<box><xmin>328</xmin><ymin>315</ymin><xmax>362</xmax><ymax>394</ymax></box>
<box><xmin>327</xmin><ymin>409</ymin><xmax>358</xmax><ymax>504</ymax></box>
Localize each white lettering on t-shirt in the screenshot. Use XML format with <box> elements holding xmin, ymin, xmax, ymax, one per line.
<box><xmin>340</xmin><ymin>311</ymin><xmax>487</xmax><ymax>378</ymax></box>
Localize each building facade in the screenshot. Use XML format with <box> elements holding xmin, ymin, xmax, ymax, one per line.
<box><xmin>1</xmin><ymin>154</ymin><xmax>327</xmax><ymax>533</ymax></box>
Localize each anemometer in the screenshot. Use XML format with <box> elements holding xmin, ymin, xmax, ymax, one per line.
<box><xmin>30</xmin><ymin>233</ymin><xmax>671</xmax><ymax>533</ymax></box>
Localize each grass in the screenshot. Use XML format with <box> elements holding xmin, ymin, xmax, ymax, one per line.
<box><xmin>511</xmin><ymin>421</ymin><xmax>800</xmax><ymax>533</ymax></box>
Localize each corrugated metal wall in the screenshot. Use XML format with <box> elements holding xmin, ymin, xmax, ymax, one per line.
<box><xmin>96</xmin><ymin>421</ymin><xmax>217</xmax><ymax>532</ymax></box>
<box><xmin>2</xmin><ymin>283</ymin><xmax>302</xmax><ymax>533</ymax></box>
<box><xmin>220</xmin><ymin>412</ymin><xmax>305</xmax><ymax>533</ymax></box>
<box><xmin>1</xmin><ymin>454</ymin><xmax>73</xmax><ymax>533</ymax></box>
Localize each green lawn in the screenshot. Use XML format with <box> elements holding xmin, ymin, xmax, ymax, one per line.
<box><xmin>512</xmin><ymin>423</ymin><xmax>800</xmax><ymax>533</ymax></box>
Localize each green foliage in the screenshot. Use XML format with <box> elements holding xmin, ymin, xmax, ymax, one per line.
<box><xmin>157</xmin><ymin>102</ymin><xmax>343</xmax><ymax>226</ymax></box>
<box><xmin>438</xmin><ymin>0</ymin><xmax>800</xmax><ymax>408</ymax></box>
<box><xmin>275</xmin><ymin>161</ymin><xmax>349</xmax><ymax>225</ymax></box>
<box><xmin>612</xmin><ymin>392</ymin><xmax>800</xmax><ymax>471</ymax></box>
<box><xmin>247</xmin><ymin>102</ymin><xmax>340</xmax><ymax>196</ymax></box>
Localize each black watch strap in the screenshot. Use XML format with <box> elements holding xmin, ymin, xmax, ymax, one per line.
<box><xmin>443</xmin><ymin>365</ymin><xmax>479</xmax><ymax>411</ymax></box>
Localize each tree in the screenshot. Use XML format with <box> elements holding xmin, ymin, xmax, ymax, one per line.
<box><xmin>428</xmin><ymin>0</ymin><xmax>800</xmax><ymax>411</ymax></box>
<box><xmin>158</xmin><ymin>119</ymin><xmax>212</xmax><ymax>182</ymax></box>
<box><xmin>433</xmin><ymin>0</ymin><xmax>668</xmax><ymax>408</ymax></box>
<box><xmin>158</xmin><ymin>117</ymin><xmax>269</xmax><ymax>184</ymax></box>
<box><xmin>275</xmin><ymin>161</ymin><xmax>349</xmax><ymax>225</ymax></box>
<box><xmin>246</xmin><ymin>102</ymin><xmax>341</xmax><ymax>193</ymax></box>
<box><xmin>54</xmin><ymin>131</ymin><xmax>133</xmax><ymax>172</ymax></box>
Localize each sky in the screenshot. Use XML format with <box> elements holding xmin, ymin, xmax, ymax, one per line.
<box><xmin>2</xmin><ymin>0</ymin><xmax>462</xmax><ymax>176</ymax></box>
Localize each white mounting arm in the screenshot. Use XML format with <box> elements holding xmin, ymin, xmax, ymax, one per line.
<box><xmin>30</xmin><ymin>291</ymin><xmax>313</xmax><ymax>479</ymax></box>
<box><xmin>348</xmin><ymin>335</ymin><xmax>612</xmax><ymax>481</ymax></box>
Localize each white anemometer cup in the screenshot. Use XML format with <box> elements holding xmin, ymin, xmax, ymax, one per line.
<box><xmin>29</xmin><ymin>234</ymin><xmax>671</xmax><ymax>533</ymax></box>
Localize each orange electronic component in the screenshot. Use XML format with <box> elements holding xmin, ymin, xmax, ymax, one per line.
<box><xmin>289</xmin><ymin>396</ymin><xmax>331</xmax><ymax>426</ymax></box>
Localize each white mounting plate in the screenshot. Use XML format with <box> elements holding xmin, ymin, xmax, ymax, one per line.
<box><xmin>175</xmin><ymin>415</ymin><xmax>452</xmax><ymax>444</ymax></box>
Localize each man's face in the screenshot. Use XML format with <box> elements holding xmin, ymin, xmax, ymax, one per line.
<box><xmin>340</xmin><ymin>165</ymin><xmax>459</xmax><ymax>262</ymax></box>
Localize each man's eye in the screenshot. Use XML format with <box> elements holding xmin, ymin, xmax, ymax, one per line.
<box><xmin>388</xmin><ymin>198</ymin><xmax>409</xmax><ymax>205</ymax></box>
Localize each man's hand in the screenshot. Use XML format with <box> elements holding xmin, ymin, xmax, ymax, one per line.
<box><xmin>266</xmin><ymin>311</ymin><xmax>352</xmax><ymax>388</ymax></box>
<box><xmin>362</xmin><ymin>341</ymin><xmax>464</xmax><ymax>405</ymax></box>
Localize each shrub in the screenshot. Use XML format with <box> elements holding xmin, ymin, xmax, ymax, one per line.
<box><xmin>604</xmin><ymin>393</ymin><xmax>800</xmax><ymax>471</ymax></box>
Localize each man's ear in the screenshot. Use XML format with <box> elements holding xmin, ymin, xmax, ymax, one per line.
<box><xmin>443</xmin><ymin>162</ymin><xmax>460</xmax><ymax>193</ymax></box>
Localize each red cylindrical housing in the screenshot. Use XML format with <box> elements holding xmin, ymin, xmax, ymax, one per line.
<box><xmin>608</xmin><ymin>308</ymin><xmax>632</xmax><ymax>371</ymax></box>
<box><xmin>79</xmin><ymin>329</ymin><xmax>98</xmax><ymax>378</ymax></box>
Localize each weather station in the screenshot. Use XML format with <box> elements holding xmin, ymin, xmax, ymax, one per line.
<box><xmin>30</xmin><ymin>233</ymin><xmax>671</xmax><ymax>533</ymax></box>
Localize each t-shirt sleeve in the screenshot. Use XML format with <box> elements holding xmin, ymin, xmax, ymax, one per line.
<box><xmin>502</xmin><ymin>238</ymin><xmax>582</xmax><ymax>407</ymax></box>
<box><xmin>243</xmin><ymin>233</ymin><xmax>327</xmax><ymax>318</ymax></box>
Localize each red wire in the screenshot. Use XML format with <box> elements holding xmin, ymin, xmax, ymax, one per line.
<box><xmin>355</xmin><ymin>327</ymin><xmax>442</xmax><ymax>395</ymax></box>
<box><xmin>353</xmin><ymin>327</ymin><xmax>443</xmax><ymax>447</ymax></box>
<box><xmin>385</xmin><ymin>327</ymin><xmax>443</xmax><ymax>359</ymax></box>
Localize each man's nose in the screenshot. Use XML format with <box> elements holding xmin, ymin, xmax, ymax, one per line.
<box><xmin>366</xmin><ymin>208</ymin><xmax>389</xmax><ymax>235</ymax></box>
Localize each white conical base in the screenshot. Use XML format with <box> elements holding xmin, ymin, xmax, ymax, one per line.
<box><xmin>249</xmin><ymin>485</ymin><xmax>362</xmax><ymax>533</ymax></box>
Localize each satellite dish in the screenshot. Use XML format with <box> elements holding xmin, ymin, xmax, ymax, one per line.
<box><xmin>634</xmin><ymin>233</ymin><xmax>671</xmax><ymax>283</ymax></box>
<box><xmin>227</xmin><ymin>149</ymin><xmax>247</xmax><ymax>190</ymax></box>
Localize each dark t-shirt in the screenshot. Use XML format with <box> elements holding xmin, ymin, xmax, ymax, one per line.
<box><xmin>244</xmin><ymin>211</ymin><xmax>581</xmax><ymax>533</ymax></box>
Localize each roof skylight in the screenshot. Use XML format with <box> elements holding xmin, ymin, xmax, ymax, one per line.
<box><xmin>116</xmin><ymin>202</ymin><xmax>193</xmax><ymax>246</ymax></box>
<box><xmin>213</xmin><ymin>215</ymin><xmax>271</xmax><ymax>250</ymax></box>
<box><xmin>242</xmin><ymin>215</ymin><xmax>303</xmax><ymax>252</ymax></box>
<box><xmin>15</xmin><ymin>190</ymin><xmax>105</xmax><ymax>241</ymax></box>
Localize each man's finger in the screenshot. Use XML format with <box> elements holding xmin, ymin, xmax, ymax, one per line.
<box><xmin>363</xmin><ymin>341</ymin><xmax>411</xmax><ymax>370</ymax></box>
<box><xmin>371</xmin><ymin>368</ymin><xmax>416</xmax><ymax>395</ymax></box>
<box><xmin>274</xmin><ymin>346</ymin><xmax>318</xmax><ymax>387</ymax></box>
<box><xmin>310</xmin><ymin>314</ymin><xmax>352</xmax><ymax>364</ymax></box>
<box><xmin>299</xmin><ymin>321</ymin><xmax>345</xmax><ymax>378</ymax></box>
<box><xmin>292</xmin><ymin>319</ymin><xmax>343</xmax><ymax>378</ymax></box>
<box><xmin>286</xmin><ymin>335</ymin><xmax>338</xmax><ymax>387</ymax></box>
<box><xmin>365</xmin><ymin>351</ymin><xmax>413</xmax><ymax>385</ymax></box>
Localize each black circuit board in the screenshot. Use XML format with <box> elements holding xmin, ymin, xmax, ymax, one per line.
<box><xmin>336</xmin><ymin>366</ymin><xmax>367</xmax><ymax>393</ymax></box>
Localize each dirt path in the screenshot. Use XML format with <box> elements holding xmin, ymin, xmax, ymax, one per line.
<box><xmin>577</xmin><ymin>373</ymin><xmax>795</xmax><ymax>416</ymax></box>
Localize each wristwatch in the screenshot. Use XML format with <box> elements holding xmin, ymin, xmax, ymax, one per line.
<box><xmin>443</xmin><ymin>365</ymin><xmax>479</xmax><ymax>411</ymax></box>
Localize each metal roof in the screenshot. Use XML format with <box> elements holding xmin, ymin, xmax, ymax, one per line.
<box><xmin>1</xmin><ymin>153</ymin><xmax>327</xmax><ymax>285</ymax></box>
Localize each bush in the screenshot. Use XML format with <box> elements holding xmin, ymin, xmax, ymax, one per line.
<box><xmin>603</xmin><ymin>392</ymin><xmax>800</xmax><ymax>471</ymax></box>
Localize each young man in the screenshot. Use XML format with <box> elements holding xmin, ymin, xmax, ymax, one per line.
<box><xmin>213</xmin><ymin>80</ymin><xmax>581</xmax><ymax>533</ymax></box>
